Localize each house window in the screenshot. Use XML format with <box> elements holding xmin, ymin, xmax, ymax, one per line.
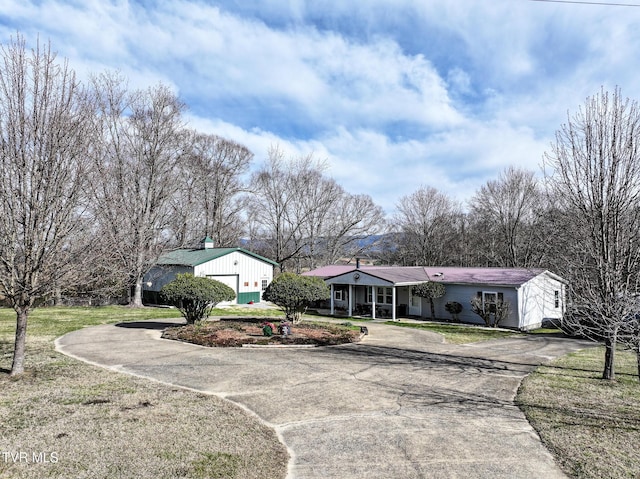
<box><xmin>554</xmin><ymin>290</ymin><xmax>560</xmax><ymax>308</ymax></box>
<box><xmin>261</xmin><ymin>279</ymin><xmax>268</xmax><ymax>291</ymax></box>
<box><xmin>479</xmin><ymin>291</ymin><xmax>503</xmax><ymax>313</ymax></box>
<box><xmin>366</xmin><ymin>286</ymin><xmax>373</xmax><ymax>303</ymax></box>
<box><xmin>376</xmin><ymin>287</ymin><xmax>393</xmax><ymax>304</ymax></box>
<box><xmin>335</xmin><ymin>289</ymin><xmax>344</xmax><ymax>301</ymax></box>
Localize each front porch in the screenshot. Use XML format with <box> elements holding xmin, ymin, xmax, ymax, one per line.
<box><xmin>327</xmin><ymin>284</ymin><xmax>423</xmax><ymax>321</ymax></box>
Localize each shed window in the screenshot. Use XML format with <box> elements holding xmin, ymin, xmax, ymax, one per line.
<box><xmin>261</xmin><ymin>279</ymin><xmax>268</xmax><ymax>291</ymax></box>
<box><xmin>554</xmin><ymin>290</ymin><xmax>560</xmax><ymax>308</ymax></box>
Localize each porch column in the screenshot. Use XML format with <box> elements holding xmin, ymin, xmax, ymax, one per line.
<box><xmin>330</xmin><ymin>284</ymin><xmax>335</xmax><ymax>315</ymax></box>
<box><xmin>371</xmin><ymin>286</ymin><xmax>376</xmax><ymax>320</ymax></box>
<box><xmin>392</xmin><ymin>286</ymin><xmax>397</xmax><ymax>321</ymax></box>
<box><xmin>348</xmin><ymin>284</ymin><xmax>353</xmax><ymax>316</ymax></box>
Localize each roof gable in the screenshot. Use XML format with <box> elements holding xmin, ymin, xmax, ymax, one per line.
<box><xmin>155</xmin><ymin>247</ymin><xmax>278</xmax><ymax>267</ymax></box>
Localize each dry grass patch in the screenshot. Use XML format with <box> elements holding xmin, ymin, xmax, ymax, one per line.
<box><xmin>1</xmin><ymin>326</ymin><xmax>288</xmax><ymax>478</ymax></box>
<box><xmin>517</xmin><ymin>347</ymin><xmax>640</xmax><ymax>479</ymax></box>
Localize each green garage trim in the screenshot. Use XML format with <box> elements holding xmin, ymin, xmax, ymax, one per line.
<box><xmin>237</xmin><ymin>292</ymin><xmax>261</xmax><ymax>304</ymax></box>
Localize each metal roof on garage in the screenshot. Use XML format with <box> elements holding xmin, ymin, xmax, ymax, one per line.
<box><xmin>155</xmin><ymin>247</ymin><xmax>279</xmax><ymax>267</ymax></box>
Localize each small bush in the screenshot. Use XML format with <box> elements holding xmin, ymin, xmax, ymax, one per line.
<box><xmin>262</xmin><ymin>273</ymin><xmax>329</xmax><ymax>323</ymax></box>
<box><xmin>445</xmin><ymin>301</ymin><xmax>462</xmax><ymax>322</ymax></box>
<box><xmin>161</xmin><ymin>273</ymin><xmax>236</xmax><ymax>324</ymax></box>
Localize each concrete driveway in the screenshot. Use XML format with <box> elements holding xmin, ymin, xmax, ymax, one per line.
<box><xmin>56</xmin><ymin>319</ymin><xmax>591</xmax><ymax>479</ymax></box>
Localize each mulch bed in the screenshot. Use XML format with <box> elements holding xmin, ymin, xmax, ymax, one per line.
<box><xmin>161</xmin><ymin>318</ymin><xmax>362</xmax><ymax>347</ymax></box>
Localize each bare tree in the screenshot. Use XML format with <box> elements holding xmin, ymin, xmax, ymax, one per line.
<box><xmin>468</xmin><ymin>167</ymin><xmax>547</xmax><ymax>267</ymax></box>
<box><xmin>248</xmin><ymin>146</ymin><xmax>386</xmax><ymax>271</ymax></box>
<box><xmin>412</xmin><ymin>282</ymin><xmax>446</xmax><ymax>320</ymax></box>
<box><xmin>544</xmin><ymin>87</ymin><xmax>640</xmax><ymax>380</ymax></box>
<box><xmin>174</xmin><ymin>133</ymin><xmax>252</xmax><ymax>247</ymax></box>
<box><xmin>0</xmin><ymin>36</ymin><xmax>95</xmax><ymax>375</ymax></box>
<box><xmin>394</xmin><ymin>186</ymin><xmax>462</xmax><ymax>266</ymax></box>
<box><xmin>470</xmin><ymin>295</ymin><xmax>511</xmax><ymax>328</ymax></box>
<box><xmin>248</xmin><ymin>147</ymin><xmax>325</xmax><ymax>271</ymax></box>
<box><xmin>89</xmin><ymin>73</ymin><xmax>188</xmax><ymax>306</ymax></box>
<box><xmin>296</xmin><ymin>169</ymin><xmax>344</xmax><ymax>269</ymax></box>
<box><xmin>321</xmin><ymin>192</ymin><xmax>386</xmax><ymax>266</ymax></box>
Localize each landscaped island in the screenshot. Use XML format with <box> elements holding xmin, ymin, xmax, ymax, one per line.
<box><xmin>162</xmin><ymin>318</ymin><xmax>362</xmax><ymax>347</ymax></box>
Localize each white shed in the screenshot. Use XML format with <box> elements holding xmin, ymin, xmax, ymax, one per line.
<box><xmin>303</xmin><ymin>265</ymin><xmax>566</xmax><ymax>330</ymax></box>
<box><xmin>143</xmin><ymin>239</ymin><xmax>278</xmax><ymax>305</ymax></box>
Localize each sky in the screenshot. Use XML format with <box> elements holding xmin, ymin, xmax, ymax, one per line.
<box><xmin>1</xmin><ymin>0</ymin><xmax>640</xmax><ymax>215</ymax></box>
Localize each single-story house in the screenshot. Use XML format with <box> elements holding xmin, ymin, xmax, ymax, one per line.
<box><xmin>303</xmin><ymin>265</ymin><xmax>566</xmax><ymax>330</ymax></box>
<box><xmin>143</xmin><ymin>238</ymin><xmax>278</xmax><ymax>305</ymax></box>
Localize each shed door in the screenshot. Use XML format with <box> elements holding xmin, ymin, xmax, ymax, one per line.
<box><xmin>207</xmin><ymin>275</ymin><xmax>239</xmax><ymax>304</ymax></box>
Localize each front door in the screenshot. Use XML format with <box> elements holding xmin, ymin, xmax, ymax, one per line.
<box><xmin>409</xmin><ymin>290</ymin><xmax>422</xmax><ymax>316</ymax></box>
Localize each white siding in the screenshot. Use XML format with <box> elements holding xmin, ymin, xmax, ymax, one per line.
<box><xmin>143</xmin><ymin>250</ymin><xmax>275</xmax><ymax>305</ymax></box>
<box><xmin>193</xmin><ymin>251</ymin><xmax>274</xmax><ymax>304</ymax></box>
<box><xmin>518</xmin><ymin>273</ymin><xmax>564</xmax><ymax>330</ymax></box>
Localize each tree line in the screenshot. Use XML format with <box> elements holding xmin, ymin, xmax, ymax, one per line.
<box><xmin>1</xmin><ymin>35</ymin><xmax>639</xmax><ymax>381</ymax></box>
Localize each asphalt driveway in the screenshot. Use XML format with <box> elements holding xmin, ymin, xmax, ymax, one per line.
<box><xmin>56</xmin><ymin>319</ymin><xmax>591</xmax><ymax>479</ymax></box>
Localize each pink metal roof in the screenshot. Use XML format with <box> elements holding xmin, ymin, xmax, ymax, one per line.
<box><xmin>304</xmin><ymin>265</ymin><xmax>551</xmax><ymax>287</ymax></box>
<box><xmin>302</xmin><ymin>265</ymin><xmax>355</xmax><ymax>279</ymax></box>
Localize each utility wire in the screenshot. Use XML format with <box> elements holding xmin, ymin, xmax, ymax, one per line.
<box><xmin>529</xmin><ymin>0</ymin><xmax>640</xmax><ymax>6</ymax></box>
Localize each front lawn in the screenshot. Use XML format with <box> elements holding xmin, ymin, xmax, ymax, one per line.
<box><xmin>0</xmin><ymin>306</ymin><xmax>288</xmax><ymax>479</ymax></box>
<box><xmin>517</xmin><ymin>347</ymin><xmax>640</xmax><ymax>479</ymax></box>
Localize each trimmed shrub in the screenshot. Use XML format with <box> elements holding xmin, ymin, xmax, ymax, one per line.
<box><xmin>262</xmin><ymin>273</ymin><xmax>330</xmax><ymax>323</ymax></box>
<box><xmin>161</xmin><ymin>273</ymin><xmax>236</xmax><ymax>324</ymax></box>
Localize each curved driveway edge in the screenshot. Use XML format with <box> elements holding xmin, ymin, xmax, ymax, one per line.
<box><xmin>56</xmin><ymin>320</ymin><xmax>592</xmax><ymax>479</ymax></box>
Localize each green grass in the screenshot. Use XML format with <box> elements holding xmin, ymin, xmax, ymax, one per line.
<box><xmin>0</xmin><ymin>306</ymin><xmax>288</xmax><ymax>479</ymax></box>
<box><xmin>0</xmin><ymin>305</ymin><xmax>181</xmax><ymax>338</ymax></box>
<box><xmin>517</xmin><ymin>346</ymin><xmax>640</xmax><ymax>478</ymax></box>
<box><xmin>385</xmin><ymin>320</ymin><xmax>518</xmax><ymax>344</ymax></box>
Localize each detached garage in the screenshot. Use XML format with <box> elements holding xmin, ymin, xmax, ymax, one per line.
<box><xmin>143</xmin><ymin>238</ymin><xmax>278</xmax><ymax>305</ymax></box>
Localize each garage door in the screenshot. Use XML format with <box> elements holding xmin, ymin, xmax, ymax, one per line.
<box><xmin>206</xmin><ymin>275</ymin><xmax>238</xmax><ymax>304</ymax></box>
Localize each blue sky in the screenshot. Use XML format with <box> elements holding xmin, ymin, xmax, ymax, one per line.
<box><xmin>2</xmin><ymin>0</ymin><xmax>640</xmax><ymax>214</ymax></box>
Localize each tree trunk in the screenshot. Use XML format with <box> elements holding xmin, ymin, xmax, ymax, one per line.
<box><xmin>636</xmin><ymin>343</ymin><xmax>640</xmax><ymax>383</ymax></box>
<box><xmin>429</xmin><ymin>298</ymin><xmax>436</xmax><ymax>321</ymax></box>
<box><xmin>10</xmin><ymin>307</ymin><xmax>29</xmax><ymax>376</ymax></box>
<box><xmin>603</xmin><ymin>336</ymin><xmax>616</xmax><ymax>380</ymax></box>
<box><xmin>130</xmin><ymin>278</ymin><xmax>144</xmax><ymax>308</ymax></box>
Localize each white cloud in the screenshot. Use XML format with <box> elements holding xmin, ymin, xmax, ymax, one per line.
<box><xmin>3</xmin><ymin>0</ymin><xmax>640</xmax><ymax>218</ymax></box>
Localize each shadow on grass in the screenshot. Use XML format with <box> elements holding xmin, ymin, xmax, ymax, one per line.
<box><xmin>519</xmin><ymin>400</ymin><xmax>640</xmax><ymax>431</ymax></box>
<box><xmin>115</xmin><ymin>321</ymin><xmax>183</xmax><ymax>330</ymax></box>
